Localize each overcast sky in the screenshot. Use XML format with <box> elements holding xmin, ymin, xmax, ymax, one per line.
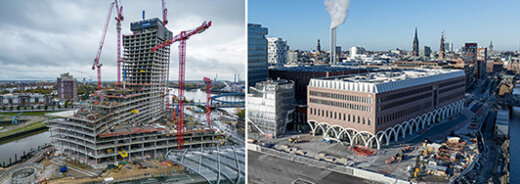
<box><xmin>0</xmin><ymin>0</ymin><xmax>245</xmax><ymax>81</ymax></box>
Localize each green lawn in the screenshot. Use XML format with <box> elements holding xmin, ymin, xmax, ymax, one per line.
<box><xmin>0</xmin><ymin>111</ymin><xmax>49</xmax><ymax>116</ymax></box>
<box><xmin>0</xmin><ymin>121</ymin><xmax>48</xmax><ymax>138</ymax></box>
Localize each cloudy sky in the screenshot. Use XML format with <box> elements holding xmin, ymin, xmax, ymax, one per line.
<box><xmin>0</xmin><ymin>0</ymin><xmax>245</xmax><ymax>81</ymax></box>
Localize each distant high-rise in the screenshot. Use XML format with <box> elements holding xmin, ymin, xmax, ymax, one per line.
<box><xmin>248</xmin><ymin>23</ymin><xmax>269</xmax><ymax>87</ymax></box>
<box><xmin>316</xmin><ymin>39</ymin><xmax>321</xmax><ymax>52</ymax></box>
<box><xmin>267</xmin><ymin>37</ymin><xmax>289</xmax><ymax>66</ymax></box>
<box><xmin>419</xmin><ymin>46</ymin><xmax>432</xmax><ymax>58</ymax></box>
<box><xmin>350</xmin><ymin>46</ymin><xmax>366</xmax><ymax>58</ymax></box>
<box><xmin>439</xmin><ymin>31</ymin><xmax>445</xmax><ymax>59</ymax></box>
<box><xmin>463</xmin><ymin>43</ymin><xmax>478</xmax><ymax>63</ymax></box>
<box><xmin>412</xmin><ymin>27</ymin><xmax>419</xmax><ymax>56</ymax></box>
<box><xmin>57</xmin><ymin>73</ymin><xmax>77</xmax><ymax>101</ymax></box>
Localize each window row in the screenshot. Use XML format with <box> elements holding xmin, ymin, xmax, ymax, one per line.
<box><xmin>378</xmin><ymin>86</ymin><xmax>432</xmax><ymax>102</ymax></box>
<box><xmin>439</xmin><ymin>83</ymin><xmax>465</xmax><ymax>94</ymax></box>
<box><xmin>309</xmin><ymin>91</ymin><xmax>372</xmax><ymax>104</ymax></box>
<box><xmin>379</xmin><ymin>93</ymin><xmax>432</xmax><ymax>111</ymax></box>
<box><xmin>309</xmin><ymin>98</ymin><xmax>372</xmax><ymax>112</ymax></box>
<box><xmin>377</xmin><ymin>104</ymin><xmax>422</xmax><ymax>125</ymax></box>
<box><xmin>439</xmin><ymin>78</ymin><xmax>465</xmax><ymax>88</ymax></box>
<box><xmin>309</xmin><ymin>108</ymin><xmax>371</xmax><ymax>126</ymax></box>
<box><xmin>439</xmin><ymin>91</ymin><xmax>464</xmax><ymax>104</ymax></box>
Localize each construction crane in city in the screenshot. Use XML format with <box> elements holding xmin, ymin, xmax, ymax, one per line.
<box><xmin>150</xmin><ymin>21</ymin><xmax>212</xmax><ymax>149</ymax></box>
<box><xmin>203</xmin><ymin>77</ymin><xmax>212</xmax><ymax>126</ymax></box>
<box><xmin>92</xmin><ymin>1</ymin><xmax>122</xmax><ymax>91</ymax></box>
<box><xmin>115</xmin><ymin>0</ymin><xmax>124</xmax><ymax>84</ymax></box>
<box><xmin>92</xmin><ymin>2</ymin><xmax>115</xmax><ymax>91</ymax></box>
<box><xmin>161</xmin><ymin>0</ymin><xmax>168</xmax><ymax>26</ymax></box>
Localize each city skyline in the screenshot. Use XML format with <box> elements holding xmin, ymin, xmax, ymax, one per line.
<box><xmin>0</xmin><ymin>0</ymin><xmax>245</xmax><ymax>81</ymax></box>
<box><xmin>249</xmin><ymin>0</ymin><xmax>520</xmax><ymax>51</ymax></box>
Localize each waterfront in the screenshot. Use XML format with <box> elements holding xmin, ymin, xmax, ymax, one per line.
<box><xmin>0</xmin><ymin>131</ymin><xmax>50</xmax><ymax>166</ymax></box>
<box><xmin>509</xmin><ymin>107</ymin><xmax>519</xmax><ymax>183</ymax></box>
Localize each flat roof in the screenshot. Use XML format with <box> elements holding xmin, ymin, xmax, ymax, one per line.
<box><xmin>309</xmin><ymin>69</ymin><xmax>465</xmax><ymax>93</ymax></box>
<box><xmin>270</xmin><ymin>66</ymin><xmax>365</xmax><ymax>72</ymax></box>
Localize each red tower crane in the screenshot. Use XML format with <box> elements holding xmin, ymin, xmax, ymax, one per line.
<box><xmin>92</xmin><ymin>2</ymin><xmax>115</xmax><ymax>91</ymax></box>
<box><xmin>150</xmin><ymin>21</ymin><xmax>212</xmax><ymax>149</ymax></box>
<box><xmin>114</xmin><ymin>0</ymin><xmax>123</xmax><ymax>84</ymax></box>
<box><xmin>203</xmin><ymin>77</ymin><xmax>211</xmax><ymax>126</ymax></box>
<box><xmin>161</xmin><ymin>0</ymin><xmax>168</xmax><ymax>26</ymax></box>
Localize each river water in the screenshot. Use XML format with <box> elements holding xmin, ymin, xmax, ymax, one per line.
<box><xmin>510</xmin><ymin>107</ymin><xmax>520</xmax><ymax>183</ymax></box>
<box><xmin>0</xmin><ymin>131</ymin><xmax>50</xmax><ymax>166</ymax></box>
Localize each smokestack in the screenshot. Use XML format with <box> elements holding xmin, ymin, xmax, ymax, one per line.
<box><xmin>324</xmin><ymin>0</ymin><xmax>350</xmax><ymax>65</ymax></box>
<box><xmin>330</xmin><ymin>28</ymin><xmax>336</xmax><ymax>65</ymax></box>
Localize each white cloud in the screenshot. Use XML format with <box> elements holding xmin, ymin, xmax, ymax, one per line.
<box><xmin>0</xmin><ymin>0</ymin><xmax>245</xmax><ymax>81</ymax></box>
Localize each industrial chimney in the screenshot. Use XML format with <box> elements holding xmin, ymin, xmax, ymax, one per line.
<box><xmin>330</xmin><ymin>28</ymin><xmax>336</xmax><ymax>65</ymax></box>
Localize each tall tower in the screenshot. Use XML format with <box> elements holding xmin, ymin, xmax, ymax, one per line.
<box><xmin>412</xmin><ymin>27</ymin><xmax>419</xmax><ymax>56</ymax></box>
<box><xmin>123</xmin><ymin>18</ymin><xmax>173</xmax><ymax>122</ymax></box>
<box><xmin>317</xmin><ymin>39</ymin><xmax>321</xmax><ymax>52</ymax></box>
<box><xmin>439</xmin><ymin>31</ymin><xmax>445</xmax><ymax>59</ymax></box>
<box><xmin>489</xmin><ymin>40</ymin><xmax>493</xmax><ymax>53</ymax></box>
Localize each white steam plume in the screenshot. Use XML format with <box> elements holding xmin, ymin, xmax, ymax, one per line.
<box><xmin>324</xmin><ymin>0</ymin><xmax>351</xmax><ymax>29</ymax></box>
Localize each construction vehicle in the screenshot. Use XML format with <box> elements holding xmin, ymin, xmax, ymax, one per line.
<box><xmin>247</xmin><ymin>139</ymin><xmax>257</xmax><ymax>143</ymax></box>
<box><xmin>113</xmin><ymin>163</ymin><xmax>122</xmax><ymax>172</ymax></box>
<box><xmin>118</xmin><ymin>150</ymin><xmax>128</xmax><ymax>158</ymax></box>
<box><xmin>288</xmin><ymin>137</ymin><xmax>301</xmax><ymax>144</ymax></box>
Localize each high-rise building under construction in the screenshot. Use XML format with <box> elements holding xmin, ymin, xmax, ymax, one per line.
<box><xmin>47</xmin><ymin>18</ymin><xmax>224</xmax><ymax>169</ymax></box>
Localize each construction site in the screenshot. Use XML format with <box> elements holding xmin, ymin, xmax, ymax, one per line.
<box><xmin>22</xmin><ymin>0</ymin><xmax>244</xmax><ymax>183</ymax></box>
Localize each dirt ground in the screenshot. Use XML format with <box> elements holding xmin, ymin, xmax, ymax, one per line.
<box><xmin>46</xmin><ymin>160</ymin><xmax>184</xmax><ymax>184</ymax></box>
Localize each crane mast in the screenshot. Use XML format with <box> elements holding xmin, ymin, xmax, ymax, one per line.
<box><xmin>92</xmin><ymin>2</ymin><xmax>115</xmax><ymax>91</ymax></box>
<box><xmin>150</xmin><ymin>21</ymin><xmax>212</xmax><ymax>149</ymax></box>
<box><xmin>204</xmin><ymin>77</ymin><xmax>212</xmax><ymax>126</ymax></box>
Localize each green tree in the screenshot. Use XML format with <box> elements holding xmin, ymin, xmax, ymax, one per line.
<box><xmin>236</xmin><ymin>108</ymin><xmax>245</xmax><ymax>120</ymax></box>
<box><xmin>16</xmin><ymin>106</ymin><xmax>20</xmax><ymax>110</ymax></box>
<box><xmin>10</xmin><ymin>106</ymin><xmax>13</xmax><ymax>111</ymax></box>
<box><xmin>1</xmin><ymin>106</ymin><xmax>5</xmax><ymax>111</ymax></box>
<box><xmin>44</xmin><ymin>105</ymin><xmax>48</xmax><ymax>110</ymax></box>
<box><xmin>57</xmin><ymin>104</ymin><xmax>61</xmax><ymax>109</ymax></box>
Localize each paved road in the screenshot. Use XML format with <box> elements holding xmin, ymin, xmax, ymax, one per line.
<box><xmin>248</xmin><ymin>151</ymin><xmax>374</xmax><ymax>184</ymax></box>
<box><xmin>477</xmin><ymin>109</ymin><xmax>500</xmax><ymax>183</ymax></box>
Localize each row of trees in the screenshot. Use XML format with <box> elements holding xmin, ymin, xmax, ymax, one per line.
<box><xmin>1</xmin><ymin>101</ymin><xmax>74</xmax><ymax>111</ymax></box>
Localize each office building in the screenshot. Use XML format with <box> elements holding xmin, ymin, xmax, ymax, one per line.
<box><xmin>248</xmin><ymin>24</ymin><xmax>269</xmax><ymax>87</ymax></box>
<box><xmin>307</xmin><ymin>69</ymin><xmax>465</xmax><ymax>149</ymax></box>
<box><xmin>267</xmin><ymin>37</ymin><xmax>288</xmax><ymax>66</ymax></box>
<box><xmin>57</xmin><ymin>73</ymin><xmax>78</xmax><ymax>101</ymax></box>
<box><xmin>248</xmin><ymin>79</ymin><xmax>295</xmax><ymax>137</ymax></box>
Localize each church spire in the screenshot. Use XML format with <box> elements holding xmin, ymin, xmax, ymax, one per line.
<box><xmin>412</xmin><ymin>27</ymin><xmax>419</xmax><ymax>56</ymax></box>
<box><xmin>439</xmin><ymin>30</ymin><xmax>445</xmax><ymax>59</ymax></box>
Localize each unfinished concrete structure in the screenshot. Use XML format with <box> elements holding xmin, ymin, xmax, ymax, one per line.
<box><xmin>47</xmin><ymin>18</ymin><xmax>225</xmax><ymax>169</ymax></box>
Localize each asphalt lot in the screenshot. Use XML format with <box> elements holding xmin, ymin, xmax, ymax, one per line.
<box><xmin>248</xmin><ymin>150</ymin><xmax>375</xmax><ymax>184</ymax></box>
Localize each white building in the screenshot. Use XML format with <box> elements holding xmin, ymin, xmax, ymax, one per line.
<box><xmin>267</xmin><ymin>37</ymin><xmax>288</xmax><ymax>66</ymax></box>
<box><xmin>247</xmin><ymin>79</ymin><xmax>295</xmax><ymax>137</ymax></box>
<box><xmin>349</xmin><ymin>46</ymin><xmax>366</xmax><ymax>58</ymax></box>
